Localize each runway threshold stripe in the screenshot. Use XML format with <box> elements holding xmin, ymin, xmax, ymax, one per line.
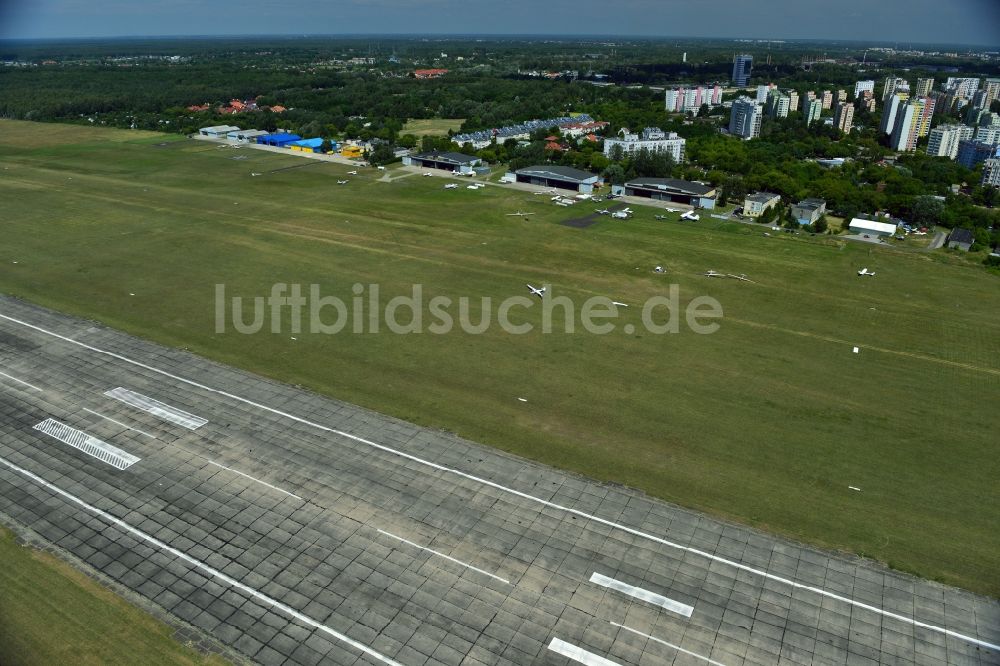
<box><xmin>611</xmin><ymin>622</ymin><xmax>728</xmax><ymax>666</ymax></box>
<box><xmin>377</xmin><ymin>529</ymin><xmax>510</xmax><ymax>585</ymax></box>
<box><xmin>0</xmin><ymin>455</ymin><xmax>402</xmax><ymax>666</ymax></box>
<box><xmin>105</xmin><ymin>387</ymin><xmax>207</xmax><ymax>430</ymax></box>
<box><xmin>3</xmin><ymin>311</ymin><xmax>999</xmax><ymax>653</ymax></box>
<box><xmin>0</xmin><ymin>369</ymin><xmax>43</xmax><ymax>392</ymax></box>
<box><xmin>548</xmin><ymin>638</ymin><xmax>622</xmax><ymax>666</ymax></box>
<box><xmin>590</xmin><ymin>572</ymin><xmax>693</xmax><ymax>617</ymax></box>
<box><xmin>33</xmin><ymin>418</ymin><xmax>140</xmax><ymax>470</ymax></box>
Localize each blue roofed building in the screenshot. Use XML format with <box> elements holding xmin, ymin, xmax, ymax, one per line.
<box><xmin>257</xmin><ymin>132</ymin><xmax>302</xmax><ymax>147</ymax></box>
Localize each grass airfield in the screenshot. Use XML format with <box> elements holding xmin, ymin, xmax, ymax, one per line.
<box><xmin>0</xmin><ymin>119</ymin><xmax>998</xmax><ymax>596</ymax></box>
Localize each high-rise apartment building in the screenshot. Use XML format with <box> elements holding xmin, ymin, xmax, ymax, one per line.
<box><xmin>732</xmin><ymin>55</ymin><xmax>753</xmax><ymax>88</ymax></box>
<box><xmin>729</xmin><ymin>96</ymin><xmax>763</xmax><ymax>139</ymax></box>
<box><xmin>915</xmin><ymin>77</ymin><xmax>935</xmax><ymax>97</ymax></box>
<box><xmin>854</xmin><ymin>80</ymin><xmax>875</xmax><ymax>98</ymax></box>
<box><xmin>766</xmin><ymin>90</ymin><xmax>790</xmax><ymax>118</ymax></box>
<box><xmin>803</xmin><ymin>98</ymin><xmax>823</xmax><ymax>126</ymax></box>
<box><xmin>890</xmin><ymin>98</ymin><xmax>932</xmax><ymax>152</ymax></box>
<box><xmin>834</xmin><ymin>103</ymin><xmax>854</xmax><ymax>135</ymax></box>
<box><xmin>821</xmin><ymin>90</ymin><xmax>833</xmax><ymax>110</ymax></box>
<box><xmin>880</xmin><ymin>92</ymin><xmax>909</xmax><ymax>136</ymax></box>
<box><xmin>926</xmin><ymin>124</ymin><xmax>974</xmax><ymax>159</ymax></box>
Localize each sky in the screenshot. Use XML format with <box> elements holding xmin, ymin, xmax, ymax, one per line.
<box><xmin>1</xmin><ymin>0</ymin><xmax>999</xmax><ymax>45</ymax></box>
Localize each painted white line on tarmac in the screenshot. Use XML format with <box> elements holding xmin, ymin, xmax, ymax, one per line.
<box><xmin>377</xmin><ymin>528</ymin><xmax>510</xmax><ymax>585</ymax></box>
<box><xmin>548</xmin><ymin>638</ymin><xmax>622</xmax><ymax>666</ymax></box>
<box><xmin>0</xmin><ymin>369</ymin><xmax>43</xmax><ymax>392</ymax></box>
<box><xmin>0</xmin><ymin>454</ymin><xmax>402</xmax><ymax>666</ymax></box>
<box><xmin>2</xmin><ymin>311</ymin><xmax>998</xmax><ymax>653</ymax></box>
<box><xmin>611</xmin><ymin>622</ymin><xmax>728</xmax><ymax>666</ymax></box>
<box><xmin>590</xmin><ymin>572</ymin><xmax>693</xmax><ymax>617</ymax></box>
<box><xmin>82</xmin><ymin>408</ymin><xmax>156</xmax><ymax>439</ymax></box>
<box><xmin>206</xmin><ymin>460</ymin><xmax>303</xmax><ymax>501</ymax></box>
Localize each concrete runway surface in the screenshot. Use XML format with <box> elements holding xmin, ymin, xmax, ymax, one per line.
<box><xmin>0</xmin><ymin>295</ymin><xmax>996</xmax><ymax>666</ymax></box>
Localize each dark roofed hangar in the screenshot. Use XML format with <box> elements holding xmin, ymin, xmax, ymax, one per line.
<box><xmin>618</xmin><ymin>177</ymin><xmax>717</xmax><ymax>209</ymax></box>
<box><xmin>514</xmin><ymin>165</ymin><xmax>601</xmax><ymax>193</ymax></box>
<box><xmin>403</xmin><ymin>151</ymin><xmax>482</xmax><ymax>174</ymax></box>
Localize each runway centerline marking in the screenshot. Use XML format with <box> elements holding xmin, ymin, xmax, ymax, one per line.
<box><xmin>2</xmin><ymin>311</ymin><xmax>998</xmax><ymax>652</ymax></box>
<box><xmin>548</xmin><ymin>637</ymin><xmax>622</xmax><ymax>666</ymax></box>
<box><xmin>0</xmin><ymin>369</ymin><xmax>43</xmax><ymax>392</ymax></box>
<box><xmin>611</xmin><ymin>622</ymin><xmax>728</xmax><ymax>666</ymax></box>
<box><xmin>590</xmin><ymin>572</ymin><xmax>693</xmax><ymax>617</ymax></box>
<box><xmin>377</xmin><ymin>528</ymin><xmax>510</xmax><ymax>585</ymax></box>
<box><xmin>206</xmin><ymin>460</ymin><xmax>303</xmax><ymax>501</ymax></box>
<box><xmin>0</xmin><ymin>455</ymin><xmax>402</xmax><ymax>666</ymax></box>
<box><xmin>33</xmin><ymin>418</ymin><xmax>140</xmax><ymax>470</ymax></box>
<box><xmin>105</xmin><ymin>387</ymin><xmax>207</xmax><ymax>430</ymax></box>
<box><xmin>82</xmin><ymin>407</ymin><xmax>156</xmax><ymax>439</ymax></box>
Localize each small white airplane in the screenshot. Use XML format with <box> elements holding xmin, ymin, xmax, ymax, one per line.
<box><xmin>728</xmin><ymin>273</ymin><xmax>755</xmax><ymax>282</ymax></box>
<box><xmin>663</xmin><ymin>207</ymin><xmax>680</xmax><ymax>213</ymax></box>
<box><xmin>703</xmin><ymin>270</ymin><xmax>724</xmax><ymax>278</ymax></box>
<box><xmin>534</xmin><ymin>188</ymin><xmax>558</xmax><ymax>195</ymax></box>
<box><xmin>611</xmin><ymin>301</ymin><xmax>629</xmax><ymax>307</ymax></box>
<box><xmin>337</xmin><ymin>179</ymin><xmax>349</xmax><ymax>185</ymax></box>
<box><xmin>376</xmin><ymin>166</ymin><xmax>386</xmax><ymax>170</ymax></box>
<box><xmin>466</xmin><ymin>184</ymin><xmax>482</xmax><ymax>189</ymax></box>
<box><xmin>857</xmin><ymin>268</ymin><xmax>876</xmax><ymax>276</ymax></box>
<box><xmin>611</xmin><ymin>208</ymin><xmax>633</xmax><ymax>219</ymax></box>
<box><xmin>423</xmin><ymin>172</ymin><xmax>434</xmax><ymax>177</ymax></box>
<box><xmin>506</xmin><ymin>211</ymin><xmax>535</xmax><ymax>217</ymax></box>
<box><xmin>526</xmin><ymin>284</ymin><xmax>546</xmax><ymax>298</ymax></box>
<box><xmin>595</xmin><ymin>208</ymin><xmax>611</xmax><ymax>215</ymax></box>
<box><xmin>250</xmin><ymin>172</ymin><xmax>262</xmax><ymax>177</ymax></box>
<box><xmin>347</xmin><ymin>170</ymin><xmax>358</xmax><ymax>175</ymax></box>
<box><xmin>681</xmin><ymin>211</ymin><xmax>700</xmax><ymax>221</ymax></box>
<box><xmin>444</xmin><ymin>183</ymin><xmax>458</xmax><ymax>189</ymax></box>
<box><xmin>654</xmin><ymin>214</ymin><xmax>667</xmax><ymax>220</ymax></box>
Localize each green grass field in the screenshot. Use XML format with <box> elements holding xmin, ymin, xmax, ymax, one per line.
<box><xmin>401</xmin><ymin>118</ymin><xmax>466</xmax><ymax>136</ymax></box>
<box><xmin>1</xmin><ymin>120</ymin><xmax>998</xmax><ymax>596</ymax></box>
<box><xmin>0</xmin><ymin>526</ymin><xmax>228</xmax><ymax>665</ymax></box>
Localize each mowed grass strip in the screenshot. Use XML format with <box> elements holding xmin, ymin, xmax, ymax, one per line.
<box><xmin>1</xmin><ymin>120</ymin><xmax>998</xmax><ymax>596</ymax></box>
<box><xmin>0</xmin><ymin>526</ymin><xmax>229</xmax><ymax>666</ymax></box>
<box><xmin>401</xmin><ymin>118</ymin><xmax>466</xmax><ymax>136</ymax></box>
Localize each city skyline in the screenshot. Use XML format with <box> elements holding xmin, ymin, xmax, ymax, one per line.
<box><xmin>2</xmin><ymin>0</ymin><xmax>999</xmax><ymax>45</ymax></box>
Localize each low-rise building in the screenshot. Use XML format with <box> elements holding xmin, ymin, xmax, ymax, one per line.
<box><xmin>402</xmin><ymin>151</ymin><xmax>482</xmax><ymax>174</ymax></box>
<box><xmin>619</xmin><ymin>177</ymin><xmax>717</xmax><ymax>208</ymax></box>
<box><xmin>848</xmin><ymin>218</ymin><xmax>898</xmax><ymax>237</ymax></box>
<box><xmin>603</xmin><ymin>127</ymin><xmax>686</xmax><ymax>162</ymax></box>
<box><xmin>226</xmin><ymin>129</ymin><xmax>269</xmax><ymax>143</ymax></box>
<box><xmin>256</xmin><ymin>132</ymin><xmax>302</xmax><ymax>147</ymax></box>
<box><xmin>514</xmin><ymin>165</ymin><xmax>601</xmax><ymax>193</ymax></box>
<box><xmin>946</xmin><ymin>227</ymin><xmax>974</xmax><ymax>251</ymax></box>
<box><xmin>199</xmin><ymin>125</ymin><xmax>240</xmax><ymax>138</ymax></box>
<box><xmin>790</xmin><ymin>198</ymin><xmax>827</xmax><ymax>225</ymax></box>
<box><xmin>743</xmin><ymin>192</ymin><xmax>781</xmax><ymax>218</ymax></box>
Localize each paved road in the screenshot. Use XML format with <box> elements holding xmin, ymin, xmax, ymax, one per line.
<box><xmin>0</xmin><ymin>295</ymin><xmax>996</xmax><ymax>666</ymax></box>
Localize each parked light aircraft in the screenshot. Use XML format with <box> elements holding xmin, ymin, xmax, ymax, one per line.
<box><xmin>526</xmin><ymin>284</ymin><xmax>546</xmax><ymax>298</ymax></box>
<box><xmin>681</xmin><ymin>211</ymin><xmax>700</xmax><ymax>221</ymax></box>
<box><xmin>857</xmin><ymin>268</ymin><xmax>876</xmax><ymax>276</ymax></box>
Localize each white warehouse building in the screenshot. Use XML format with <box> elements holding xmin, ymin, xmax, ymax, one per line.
<box><xmin>603</xmin><ymin>127</ymin><xmax>686</xmax><ymax>162</ymax></box>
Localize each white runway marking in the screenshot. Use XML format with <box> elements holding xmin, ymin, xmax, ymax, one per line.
<box><xmin>611</xmin><ymin>622</ymin><xmax>728</xmax><ymax>666</ymax></box>
<box><xmin>82</xmin><ymin>408</ymin><xmax>156</xmax><ymax>439</ymax></box>
<box><xmin>0</xmin><ymin>455</ymin><xmax>402</xmax><ymax>666</ymax></box>
<box><xmin>33</xmin><ymin>418</ymin><xmax>140</xmax><ymax>470</ymax></box>
<box><xmin>0</xmin><ymin>369</ymin><xmax>43</xmax><ymax>392</ymax></box>
<box><xmin>105</xmin><ymin>387</ymin><xmax>207</xmax><ymax>430</ymax></box>
<box><xmin>377</xmin><ymin>528</ymin><xmax>511</xmax><ymax>585</ymax></box>
<box><xmin>206</xmin><ymin>460</ymin><xmax>303</xmax><ymax>500</ymax></box>
<box><xmin>2</xmin><ymin>311</ymin><xmax>998</xmax><ymax>652</ymax></box>
<box><xmin>548</xmin><ymin>638</ymin><xmax>622</xmax><ymax>666</ymax></box>
<box><xmin>590</xmin><ymin>572</ymin><xmax>693</xmax><ymax>617</ymax></box>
